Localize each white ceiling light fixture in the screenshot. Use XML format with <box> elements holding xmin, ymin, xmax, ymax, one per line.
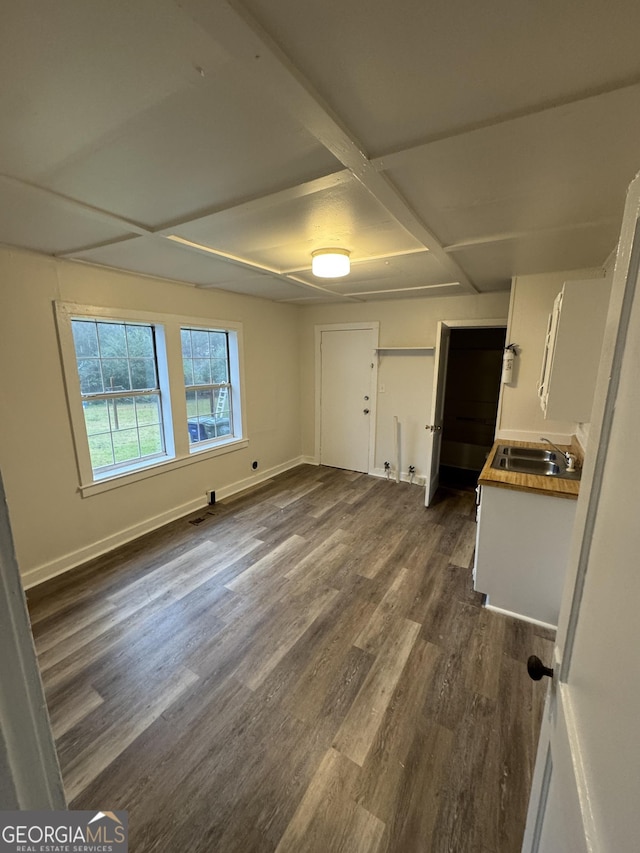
<box><xmin>311</xmin><ymin>248</ymin><xmax>351</xmax><ymax>278</ymax></box>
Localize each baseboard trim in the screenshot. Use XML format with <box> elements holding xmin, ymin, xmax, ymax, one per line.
<box><xmin>22</xmin><ymin>496</ymin><xmax>206</xmax><ymax>590</ymax></box>
<box><xmin>215</xmin><ymin>456</ymin><xmax>309</xmax><ymax>501</ymax></box>
<box><xmin>23</xmin><ymin>456</ymin><xmax>307</xmax><ymax>590</ymax></box>
<box><xmin>484</xmin><ymin>602</ymin><xmax>557</xmax><ymax>632</ymax></box>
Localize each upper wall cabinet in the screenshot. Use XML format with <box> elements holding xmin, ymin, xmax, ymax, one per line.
<box><xmin>538</xmin><ymin>277</ymin><xmax>612</xmax><ymax>423</ymax></box>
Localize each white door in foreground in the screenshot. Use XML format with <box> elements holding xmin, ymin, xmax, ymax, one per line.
<box><xmin>522</xmin><ymin>175</ymin><xmax>640</xmax><ymax>852</ymax></box>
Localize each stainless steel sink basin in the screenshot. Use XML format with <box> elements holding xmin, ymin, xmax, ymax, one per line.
<box><xmin>490</xmin><ymin>444</ymin><xmax>581</xmax><ymax>479</ymax></box>
<box><xmin>494</xmin><ymin>457</ymin><xmax>561</xmax><ymax>476</ymax></box>
<box><xmin>498</xmin><ymin>446</ymin><xmax>557</xmax><ymax>462</ymax></box>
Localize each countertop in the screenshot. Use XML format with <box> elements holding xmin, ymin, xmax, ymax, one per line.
<box><xmin>478</xmin><ymin>439</ymin><xmax>581</xmax><ymax>500</ymax></box>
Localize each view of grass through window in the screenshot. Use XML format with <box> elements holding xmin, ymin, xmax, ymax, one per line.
<box><xmin>71</xmin><ymin>319</ymin><xmax>165</xmax><ymax>472</ymax></box>
<box><xmin>181</xmin><ymin>327</ymin><xmax>232</xmax><ymax>443</ymax></box>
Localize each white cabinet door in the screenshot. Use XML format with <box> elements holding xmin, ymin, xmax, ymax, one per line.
<box><xmin>539</xmin><ymin>277</ymin><xmax>611</xmax><ymax>422</ymax></box>
<box><xmin>474</xmin><ymin>485</ymin><xmax>575</xmax><ymax>627</ymax></box>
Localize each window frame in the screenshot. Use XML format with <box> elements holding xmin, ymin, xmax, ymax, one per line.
<box><xmin>55</xmin><ymin>302</ymin><xmax>247</xmax><ymax>497</ymax></box>
<box><xmin>181</xmin><ymin>325</ymin><xmax>242</xmax><ymax>453</ymax></box>
<box><xmin>71</xmin><ymin>317</ymin><xmax>168</xmax><ymax>475</ymax></box>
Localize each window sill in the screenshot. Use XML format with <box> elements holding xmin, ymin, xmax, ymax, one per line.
<box><xmin>79</xmin><ymin>436</ymin><xmax>249</xmax><ymax>497</ymax></box>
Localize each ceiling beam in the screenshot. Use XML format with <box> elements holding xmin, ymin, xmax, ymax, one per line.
<box><xmin>176</xmin><ymin>0</ymin><xmax>479</xmax><ymax>294</ymax></box>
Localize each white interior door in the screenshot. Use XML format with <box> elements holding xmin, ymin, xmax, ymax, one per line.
<box><xmin>522</xmin><ymin>175</ymin><xmax>640</xmax><ymax>852</ymax></box>
<box><xmin>320</xmin><ymin>328</ymin><xmax>374</xmax><ymax>473</ymax></box>
<box><xmin>424</xmin><ymin>322</ymin><xmax>450</xmax><ymax>506</ymax></box>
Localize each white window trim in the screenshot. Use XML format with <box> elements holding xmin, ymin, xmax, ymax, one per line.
<box><xmin>55</xmin><ymin>302</ymin><xmax>247</xmax><ymax>497</ymax></box>
<box><xmin>181</xmin><ymin>324</ymin><xmax>242</xmax><ymax>455</ymax></box>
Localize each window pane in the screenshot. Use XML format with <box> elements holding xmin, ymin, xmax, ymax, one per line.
<box><xmin>135</xmin><ymin>396</ymin><xmax>161</xmax><ymax>426</ymax></box>
<box><xmin>112</xmin><ymin>428</ymin><xmax>141</xmax><ymax>464</ymax></box>
<box><xmin>98</xmin><ymin>323</ymin><xmax>127</xmax><ymax>358</ymax></box>
<box><xmin>211</xmin><ymin>358</ymin><xmax>228</xmax><ymax>383</ymax></box>
<box><xmin>214</xmin><ymin>387</ymin><xmax>230</xmax><ymax>417</ymax></box>
<box><xmin>77</xmin><ymin>359</ymin><xmax>104</xmax><ymax>394</ymax></box>
<box><xmin>181</xmin><ymin>329</ymin><xmax>192</xmax><ymax>359</ymax></box>
<box><xmin>88</xmin><ymin>433</ymin><xmax>114</xmax><ymax>470</ymax></box>
<box><xmin>107</xmin><ymin>396</ymin><xmax>136</xmax><ymax>431</ymax></box>
<box><xmin>209</xmin><ymin>331</ymin><xmax>227</xmax><ymax>357</ymax></box>
<box><xmin>125</xmin><ymin>324</ymin><xmax>153</xmax><ymax>357</ymax></box>
<box><xmin>138</xmin><ymin>424</ymin><xmax>163</xmax><ymax>457</ymax></box>
<box><xmin>186</xmin><ymin>390</ymin><xmax>197</xmax><ymax>417</ymax></box>
<box><xmin>192</xmin><ymin>330</ymin><xmax>210</xmax><ymax>358</ymax></box>
<box><xmin>215</xmin><ymin>418</ymin><xmax>231</xmax><ymax>438</ymax></box>
<box><xmin>130</xmin><ymin>358</ymin><xmax>157</xmax><ymax>390</ymax></box>
<box><xmin>196</xmin><ymin>389</ymin><xmax>215</xmax><ymax>417</ymax></box>
<box><xmin>101</xmin><ymin>358</ymin><xmax>131</xmax><ymax>391</ymax></box>
<box><xmin>83</xmin><ymin>399</ymin><xmax>110</xmax><ymax>435</ymax></box>
<box><xmin>72</xmin><ymin>321</ymin><xmax>99</xmax><ymax>358</ymax></box>
<box><xmin>193</xmin><ymin>358</ymin><xmax>211</xmax><ymax>385</ymax></box>
<box><xmin>183</xmin><ymin>360</ymin><xmax>194</xmax><ymax>386</ymax></box>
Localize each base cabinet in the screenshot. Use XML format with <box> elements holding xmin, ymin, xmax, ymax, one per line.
<box><xmin>474</xmin><ymin>485</ymin><xmax>576</xmax><ymax>627</ymax></box>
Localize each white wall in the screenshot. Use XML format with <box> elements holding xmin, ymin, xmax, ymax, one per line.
<box><xmin>0</xmin><ymin>247</ymin><xmax>302</xmax><ymax>586</ymax></box>
<box><xmin>374</xmin><ymin>351</ymin><xmax>433</xmax><ymax>480</ymax></box>
<box><xmin>497</xmin><ymin>268</ymin><xmax>605</xmax><ymax>443</ymax></box>
<box><xmin>299</xmin><ymin>292</ymin><xmax>511</xmax><ymax>483</ymax></box>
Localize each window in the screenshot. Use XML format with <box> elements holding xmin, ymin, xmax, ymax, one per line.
<box><xmin>56</xmin><ymin>302</ymin><xmax>246</xmax><ymax>495</ymax></box>
<box><xmin>181</xmin><ymin>327</ymin><xmax>233</xmax><ymax>446</ymax></box>
<box><xmin>71</xmin><ymin>319</ymin><xmax>167</xmax><ymax>474</ymax></box>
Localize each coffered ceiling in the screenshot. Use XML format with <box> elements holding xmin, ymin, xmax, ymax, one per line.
<box><xmin>2</xmin><ymin>0</ymin><xmax>640</xmax><ymax>303</ymax></box>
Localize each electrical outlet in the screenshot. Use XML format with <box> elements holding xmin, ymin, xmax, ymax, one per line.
<box><xmin>379</xmin><ymin>383</ymin><xmax>385</xmax><ymax>393</ymax></box>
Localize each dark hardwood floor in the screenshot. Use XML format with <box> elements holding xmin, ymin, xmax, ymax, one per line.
<box><xmin>27</xmin><ymin>465</ymin><xmax>553</xmax><ymax>853</ymax></box>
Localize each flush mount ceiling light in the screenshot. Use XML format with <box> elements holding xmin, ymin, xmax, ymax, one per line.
<box><xmin>311</xmin><ymin>248</ymin><xmax>351</xmax><ymax>278</ymax></box>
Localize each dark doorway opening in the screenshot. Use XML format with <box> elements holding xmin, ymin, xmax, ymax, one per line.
<box><xmin>439</xmin><ymin>327</ymin><xmax>506</xmax><ymax>488</ymax></box>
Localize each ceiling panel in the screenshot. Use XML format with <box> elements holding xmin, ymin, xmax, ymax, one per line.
<box><xmin>450</xmin><ymin>224</ymin><xmax>618</xmax><ymax>292</ymax></box>
<box><xmin>0</xmin><ymin>0</ymin><xmax>229</xmax><ymax>179</ymax></box>
<box><xmin>383</xmin><ymin>86</ymin><xmax>640</xmax><ymax>246</ymax></box>
<box><xmin>0</xmin><ymin>181</ymin><xmax>133</xmax><ymax>255</ymax></box>
<box><xmin>39</xmin><ymin>77</ymin><xmax>340</xmax><ymax>229</ymax></box>
<box><xmin>172</xmin><ymin>178</ymin><xmax>425</xmax><ymax>271</ymax></box>
<box><xmin>70</xmin><ymin>235</ymin><xmax>251</xmax><ymax>285</ymax></box>
<box><xmin>243</xmin><ymin>0</ymin><xmax>640</xmax><ymax>155</ymax></box>
<box><xmin>70</xmin><ymin>234</ymin><xmax>320</xmax><ymax>300</ymax></box>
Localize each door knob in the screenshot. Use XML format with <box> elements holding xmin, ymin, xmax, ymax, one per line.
<box><xmin>527</xmin><ymin>655</ymin><xmax>554</xmax><ymax>681</ymax></box>
<box><xmin>363</xmin><ymin>408</ymin><xmax>370</xmax><ymax>414</ymax></box>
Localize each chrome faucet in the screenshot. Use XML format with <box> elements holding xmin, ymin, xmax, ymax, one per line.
<box><xmin>540</xmin><ymin>437</ymin><xmax>577</xmax><ymax>472</ymax></box>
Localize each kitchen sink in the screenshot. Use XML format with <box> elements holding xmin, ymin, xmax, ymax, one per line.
<box><xmin>493</xmin><ymin>457</ymin><xmax>561</xmax><ymax>476</ymax></box>
<box><xmin>497</xmin><ymin>446</ymin><xmax>557</xmax><ymax>461</ymax></box>
<box><xmin>490</xmin><ymin>444</ymin><xmax>581</xmax><ymax>479</ymax></box>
